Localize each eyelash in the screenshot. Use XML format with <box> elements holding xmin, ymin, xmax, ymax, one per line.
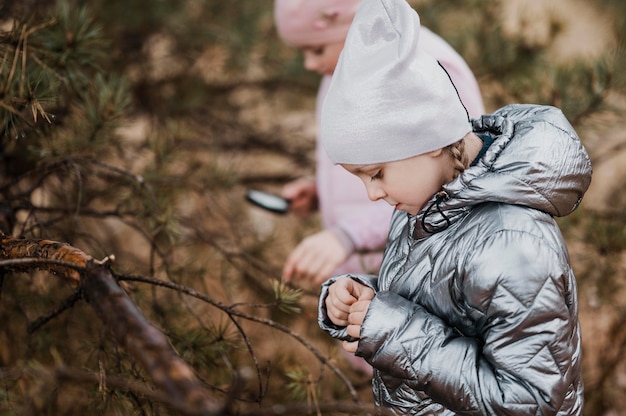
<box><xmin>370</xmin><ymin>170</ymin><xmax>382</xmax><ymax>181</ymax></box>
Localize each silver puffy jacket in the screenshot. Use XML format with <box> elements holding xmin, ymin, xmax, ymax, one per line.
<box><xmin>318</xmin><ymin>104</ymin><xmax>592</xmax><ymax>415</ymax></box>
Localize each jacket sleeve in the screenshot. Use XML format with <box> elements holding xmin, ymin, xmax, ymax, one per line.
<box><xmin>318</xmin><ymin>273</ymin><xmax>379</xmax><ymax>342</ymax></box>
<box><xmin>356</xmin><ymin>229</ymin><xmax>579</xmax><ymax>415</ymax></box>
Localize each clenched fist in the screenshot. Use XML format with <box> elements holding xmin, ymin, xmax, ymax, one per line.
<box><xmin>325</xmin><ymin>277</ymin><xmax>375</xmax><ymax>353</ymax></box>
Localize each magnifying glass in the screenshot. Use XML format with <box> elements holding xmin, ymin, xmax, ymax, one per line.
<box><xmin>245</xmin><ymin>189</ymin><xmax>290</xmax><ymax>214</ymax></box>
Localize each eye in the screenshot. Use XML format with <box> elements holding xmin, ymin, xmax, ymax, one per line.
<box><xmin>370</xmin><ymin>170</ymin><xmax>383</xmax><ymax>181</ymax></box>
<box><xmin>311</xmin><ymin>46</ymin><xmax>325</xmax><ymax>56</ymax></box>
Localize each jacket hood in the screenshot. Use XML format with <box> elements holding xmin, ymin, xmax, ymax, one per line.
<box><xmin>414</xmin><ymin>104</ymin><xmax>592</xmax><ymax>239</ymax></box>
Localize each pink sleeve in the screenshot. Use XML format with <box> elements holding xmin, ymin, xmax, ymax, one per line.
<box><xmin>333</xmin><ymin>202</ymin><xmax>395</xmax><ymax>252</ymax></box>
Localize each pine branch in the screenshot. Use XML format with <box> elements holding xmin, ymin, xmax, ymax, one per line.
<box><xmin>0</xmin><ymin>234</ymin><xmax>221</xmax><ymax>415</ymax></box>
<box><xmin>119</xmin><ymin>274</ymin><xmax>361</xmax><ymax>403</ymax></box>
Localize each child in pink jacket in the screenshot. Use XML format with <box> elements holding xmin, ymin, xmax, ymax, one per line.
<box><xmin>274</xmin><ymin>0</ymin><xmax>485</xmax><ymax>284</ymax></box>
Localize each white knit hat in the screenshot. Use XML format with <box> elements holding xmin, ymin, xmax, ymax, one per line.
<box><xmin>321</xmin><ymin>0</ymin><xmax>471</xmax><ymax>164</ymax></box>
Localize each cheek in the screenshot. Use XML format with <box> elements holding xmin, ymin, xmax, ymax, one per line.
<box><xmin>392</xmin><ymin>168</ymin><xmax>438</xmax><ymax>201</ymax></box>
<box><xmin>327</xmin><ymin>46</ymin><xmax>343</xmax><ymax>67</ymax></box>
<box><xmin>322</xmin><ymin>53</ymin><xmax>338</xmax><ymax>69</ymax></box>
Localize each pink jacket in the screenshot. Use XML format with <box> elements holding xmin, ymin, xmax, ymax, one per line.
<box><xmin>316</xmin><ymin>26</ymin><xmax>485</xmax><ymax>275</ymax></box>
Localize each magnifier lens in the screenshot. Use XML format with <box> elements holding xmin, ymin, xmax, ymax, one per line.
<box><xmin>246</xmin><ymin>190</ymin><xmax>290</xmax><ymax>214</ymax></box>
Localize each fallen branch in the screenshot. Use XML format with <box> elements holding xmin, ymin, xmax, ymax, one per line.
<box><xmin>0</xmin><ymin>234</ymin><xmax>221</xmax><ymax>415</ymax></box>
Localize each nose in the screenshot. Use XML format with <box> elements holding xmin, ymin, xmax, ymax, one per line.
<box><xmin>365</xmin><ymin>183</ymin><xmax>386</xmax><ymax>202</ymax></box>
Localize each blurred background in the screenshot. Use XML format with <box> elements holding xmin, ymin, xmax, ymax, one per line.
<box><xmin>1</xmin><ymin>0</ymin><xmax>625</xmax><ymax>414</ymax></box>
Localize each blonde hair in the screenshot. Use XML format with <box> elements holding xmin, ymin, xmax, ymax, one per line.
<box><xmin>446</xmin><ymin>138</ymin><xmax>469</xmax><ymax>179</ymax></box>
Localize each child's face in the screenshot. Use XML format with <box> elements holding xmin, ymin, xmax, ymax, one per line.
<box><xmin>301</xmin><ymin>40</ymin><xmax>345</xmax><ymax>76</ymax></box>
<box><xmin>341</xmin><ymin>149</ymin><xmax>451</xmax><ymax>216</ymax></box>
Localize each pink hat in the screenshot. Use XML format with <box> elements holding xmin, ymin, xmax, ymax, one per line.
<box><xmin>274</xmin><ymin>0</ymin><xmax>362</xmax><ymax>46</ymax></box>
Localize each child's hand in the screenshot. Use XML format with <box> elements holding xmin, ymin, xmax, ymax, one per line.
<box><xmin>282</xmin><ymin>230</ymin><xmax>348</xmax><ymax>284</ymax></box>
<box><xmin>342</xmin><ymin>288</ymin><xmax>374</xmax><ymax>353</ymax></box>
<box><xmin>325</xmin><ymin>277</ymin><xmax>374</xmax><ymax>327</ymax></box>
<box><xmin>281</xmin><ymin>177</ymin><xmax>317</xmax><ymax>218</ymax></box>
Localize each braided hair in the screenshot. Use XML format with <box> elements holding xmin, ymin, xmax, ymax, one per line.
<box><xmin>446</xmin><ymin>137</ymin><xmax>469</xmax><ymax>179</ymax></box>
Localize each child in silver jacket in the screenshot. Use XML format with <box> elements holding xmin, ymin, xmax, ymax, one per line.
<box><xmin>317</xmin><ymin>0</ymin><xmax>591</xmax><ymax>414</ymax></box>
